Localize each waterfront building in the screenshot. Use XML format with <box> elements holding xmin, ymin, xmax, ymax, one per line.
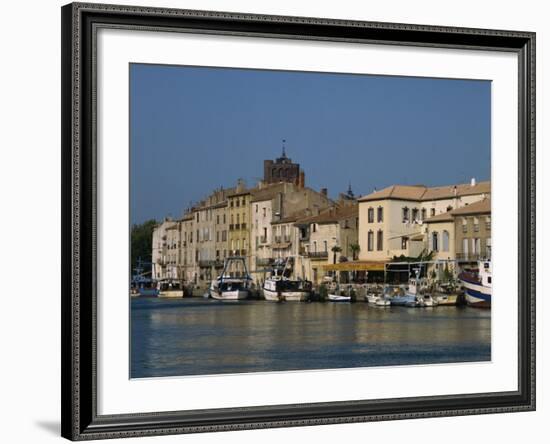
<box><xmin>249</xmin><ymin>182</ymin><xmax>333</xmax><ymax>282</ymax></box>
<box><xmin>227</xmin><ymin>180</ymin><xmax>253</xmax><ymax>277</ymax></box>
<box><xmin>294</xmin><ymin>203</ymin><xmax>359</xmax><ymax>284</ymax></box>
<box><xmin>151</xmin><ymin>218</ymin><xmax>181</xmax><ymax>280</ymax></box>
<box><xmin>423</xmin><ymin>197</ymin><xmax>491</xmax><ymax>277</ymax></box>
<box><xmin>178</xmin><ymin>213</ymin><xmax>195</xmax><ymax>283</ymax></box>
<box><xmin>357</xmin><ymin>179</ymin><xmax>490</xmax><ymax>262</ymax></box>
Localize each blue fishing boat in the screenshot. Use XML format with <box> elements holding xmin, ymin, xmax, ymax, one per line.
<box><xmin>459</xmin><ymin>261</ymin><xmax>492</xmax><ymax>308</ymax></box>
<box><xmin>131</xmin><ymin>259</ymin><xmax>158</xmax><ymax>297</ymax></box>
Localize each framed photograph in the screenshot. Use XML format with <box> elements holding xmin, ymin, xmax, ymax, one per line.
<box><xmin>61</xmin><ymin>2</ymin><xmax>536</xmax><ymax>440</ymax></box>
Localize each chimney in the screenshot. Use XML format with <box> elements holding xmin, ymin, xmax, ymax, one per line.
<box><xmin>321</xmin><ymin>187</ymin><xmax>328</xmax><ymax>197</ymax></box>
<box><xmin>470</xmin><ymin>177</ymin><xmax>476</xmax><ymax>187</ymax></box>
<box><xmin>453</xmin><ymin>185</ymin><xmax>457</xmax><ymax>196</ymax></box>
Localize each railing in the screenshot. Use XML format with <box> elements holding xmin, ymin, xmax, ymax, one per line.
<box><xmin>241</xmin><ymin>223</ymin><xmax>247</xmax><ymax>230</ymax></box>
<box><xmin>283</xmin><ymin>235</ymin><xmax>291</xmax><ymax>243</ymax></box>
<box><xmin>229</xmin><ymin>224</ymin><xmax>234</xmax><ymax>230</ymax></box>
<box><xmin>456</xmin><ymin>252</ymin><xmax>491</xmax><ymax>261</ymax></box>
<box><xmin>304</xmin><ymin>251</ymin><xmax>328</xmax><ymax>259</ymax></box>
<box><xmin>274</xmin><ymin>236</ymin><xmax>282</xmax><ymax>243</ymax></box>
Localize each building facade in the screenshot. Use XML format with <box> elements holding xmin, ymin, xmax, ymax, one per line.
<box><xmin>358</xmin><ymin>180</ymin><xmax>490</xmax><ymax>262</ymax></box>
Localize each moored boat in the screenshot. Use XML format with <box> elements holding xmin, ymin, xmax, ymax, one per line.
<box><xmin>459</xmin><ymin>261</ymin><xmax>492</xmax><ymax>308</ymax></box>
<box><xmin>263</xmin><ymin>258</ymin><xmax>312</xmax><ymax>302</ymax></box>
<box><xmin>158</xmin><ymin>279</ymin><xmax>186</xmax><ymax>298</ymax></box>
<box><xmin>210</xmin><ymin>257</ymin><xmax>252</xmax><ymax>301</ymax></box>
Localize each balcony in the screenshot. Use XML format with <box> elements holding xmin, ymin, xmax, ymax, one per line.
<box><xmin>274</xmin><ymin>236</ymin><xmax>282</xmax><ymax>243</ymax></box>
<box><xmin>304</xmin><ymin>251</ymin><xmax>329</xmax><ymax>260</ymax></box>
<box><xmin>283</xmin><ymin>235</ymin><xmax>291</xmax><ymax>243</ymax></box>
<box><xmin>456</xmin><ymin>251</ymin><xmax>491</xmax><ymax>262</ymax></box>
<box><xmin>229</xmin><ymin>224</ymin><xmax>234</xmax><ymax>230</ymax></box>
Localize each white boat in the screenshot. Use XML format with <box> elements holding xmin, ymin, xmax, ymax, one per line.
<box><xmin>375</xmin><ymin>297</ymin><xmax>391</xmax><ymax>306</ymax></box>
<box><xmin>263</xmin><ymin>258</ymin><xmax>311</xmax><ymax>302</ymax></box>
<box><xmin>263</xmin><ymin>278</ymin><xmax>283</xmax><ymax>302</ymax></box>
<box><xmin>210</xmin><ymin>257</ymin><xmax>252</xmax><ymax>301</ymax></box>
<box><xmin>158</xmin><ymin>279</ymin><xmax>185</xmax><ymax>298</ymax></box>
<box><xmin>328</xmin><ymin>293</ymin><xmax>351</xmax><ymax>302</ymax></box>
<box><xmin>459</xmin><ymin>260</ymin><xmax>492</xmax><ymax>308</ymax></box>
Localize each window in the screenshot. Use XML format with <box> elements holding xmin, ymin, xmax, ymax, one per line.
<box><xmin>462</xmin><ymin>238</ymin><xmax>469</xmax><ymax>256</ymax></box>
<box><xmin>462</xmin><ymin>218</ymin><xmax>468</xmax><ymax>233</ymax></box>
<box><xmin>312</xmin><ymin>223</ymin><xmax>316</xmax><ymax>233</ymax></box>
<box><xmin>421</xmin><ymin>208</ymin><xmax>427</xmax><ymax>221</ymax></box>
<box><xmin>367</xmin><ymin>231</ymin><xmax>374</xmax><ymax>251</ymax></box>
<box><xmin>402</xmin><ymin>207</ymin><xmax>410</xmax><ymax>223</ymax></box>
<box><xmin>323</xmin><ymin>240</ymin><xmax>328</xmax><ymax>252</ymax></box>
<box><xmin>263</xmin><ymin>207</ymin><xmax>266</xmax><ymax>217</ymax></box>
<box><xmin>255</xmin><ymin>204</ymin><xmax>258</xmax><ymax>213</ymax></box>
<box><xmin>242</xmin><ymin>198</ymin><xmax>246</xmax><ymax>206</ymax></box>
<box><xmin>401</xmin><ymin>237</ymin><xmax>408</xmax><ymax>250</ymax></box>
<box><xmin>432</xmin><ymin>232</ymin><xmax>439</xmax><ymax>251</ymax></box>
<box><xmin>313</xmin><ymin>241</ymin><xmax>317</xmax><ymax>253</ymax></box>
<box><xmin>442</xmin><ymin>230</ymin><xmax>449</xmax><ymax>252</ymax></box>
<box><xmin>377</xmin><ymin>230</ymin><xmax>383</xmax><ymax>251</ymax></box>
<box><xmin>216</xmin><ymin>231</ymin><xmax>219</xmax><ymax>242</ymax></box>
<box><xmin>474</xmin><ymin>217</ymin><xmax>480</xmax><ymax>232</ymax></box>
<box><xmin>485</xmin><ymin>216</ymin><xmax>491</xmax><ymax>230</ymax></box>
<box><xmin>430</xmin><ymin>208</ymin><xmax>436</xmax><ymax>217</ymax></box>
<box><xmin>475</xmin><ymin>238</ymin><xmax>481</xmax><ymax>254</ymax></box>
<box><xmin>216</xmin><ymin>215</ymin><xmax>219</xmax><ymax>224</ymax></box>
<box><xmin>368</xmin><ymin>207</ymin><xmax>374</xmax><ymax>223</ymax></box>
<box><xmin>412</xmin><ymin>208</ymin><xmax>419</xmax><ymax>222</ymax></box>
<box><xmin>377</xmin><ymin>206</ymin><xmax>383</xmax><ymax>222</ymax></box>
<box><xmin>196</xmin><ymin>212</ymin><xmax>199</xmax><ymax>222</ymax></box>
<box><xmin>230</xmin><ymin>200</ymin><xmax>234</xmax><ymax>207</ymax></box>
<box><xmin>223</xmin><ymin>214</ymin><xmax>226</xmax><ymax>224</ymax></box>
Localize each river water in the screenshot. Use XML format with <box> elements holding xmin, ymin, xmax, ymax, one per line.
<box><xmin>131</xmin><ymin>297</ymin><xmax>491</xmax><ymax>378</ymax></box>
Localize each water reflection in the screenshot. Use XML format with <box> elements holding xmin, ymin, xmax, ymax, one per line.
<box><xmin>131</xmin><ymin>298</ymin><xmax>490</xmax><ymax>378</ymax></box>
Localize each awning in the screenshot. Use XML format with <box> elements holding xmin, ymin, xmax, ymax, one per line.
<box><xmin>322</xmin><ymin>261</ymin><xmax>386</xmax><ymax>272</ymax></box>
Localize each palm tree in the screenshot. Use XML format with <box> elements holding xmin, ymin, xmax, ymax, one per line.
<box><xmin>350</xmin><ymin>243</ymin><xmax>360</xmax><ymax>261</ymax></box>
<box><xmin>331</xmin><ymin>245</ymin><xmax>342</xmax><ymax>264</ymax></box>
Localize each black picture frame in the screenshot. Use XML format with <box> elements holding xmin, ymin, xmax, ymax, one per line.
<box><xmin>61</xmin><ymin>2</ymin><xmax>536</xmax><ymax>440</ymax></box>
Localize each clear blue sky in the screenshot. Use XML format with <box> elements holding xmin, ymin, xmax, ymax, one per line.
<box><xmin>130</xmin><ymin>64</ymin><xmax>490</xmax><ymax>225</ymax></box>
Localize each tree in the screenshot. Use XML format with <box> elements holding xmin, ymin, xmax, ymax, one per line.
<box><xmin>131</xmin><ymin>219</ymin><xmax>158</xmax><ymax>274</ymax></box>
<box><xmin>331</xmin><ymin>245</ymin><xmax>342</xmax><ymax>264</ymax></box>
<box><xmin>350</xmin><ymin>243</ymin><xmax>360</xmax><ymax>260</ymax></box>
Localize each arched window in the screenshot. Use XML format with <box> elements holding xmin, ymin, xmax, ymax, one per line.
<box><xmin>442</xmin><ymin>230</ymin><xmax>449</xmax><ymax>252</ymax></box>
<box><xmin>432</xmin><ymin>232</ymin><xmax>439</xmax><ymax>251</ymax></box>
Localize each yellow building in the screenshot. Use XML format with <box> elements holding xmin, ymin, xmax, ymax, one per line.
<box><xmin>227</xmin><ymin>181</ymin><xmax>252</xmax><ymax>276</ymax></box>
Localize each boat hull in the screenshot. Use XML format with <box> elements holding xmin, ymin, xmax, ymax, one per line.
<box><xmin>263</xmin><ymin>288</ymin><xmax>282</xmax><ymax>302</ymax></box>
<box><xmin>136</xmin><ymin>288</ymin><xmax>159</xmax><ymax>297</ymax></box>
<box><xmin>390</xmin><ymin>294</ymin><xmax>416</xmax><ymax>306</ymax></box>
<box><xmin>434</xmin><ymin>294</ymin><xmax>458</xmax><ymax>306</ymax></box>
<box><xmin>328</xmin><ymin>294</ymin><xmax>351</xmax><ymax>302</ymax></box>
<box><xmin>283</xmin><ymin>291</ymin><xmax>310</xmax><ymax>302</ymax></box>
<box><xmin>211</xmin><ymin>290</ymin><xmax>248</xmax><ymax>300</ymax></box>
<box><xmin>158</xmin><ymin>290</ymin><xmax>184</xmax><ymax>298</ymax></box>
<box><xmin>460</xmin><ymin>278</ymin><xmax>491</xmax><ymax>308</ymax></box>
